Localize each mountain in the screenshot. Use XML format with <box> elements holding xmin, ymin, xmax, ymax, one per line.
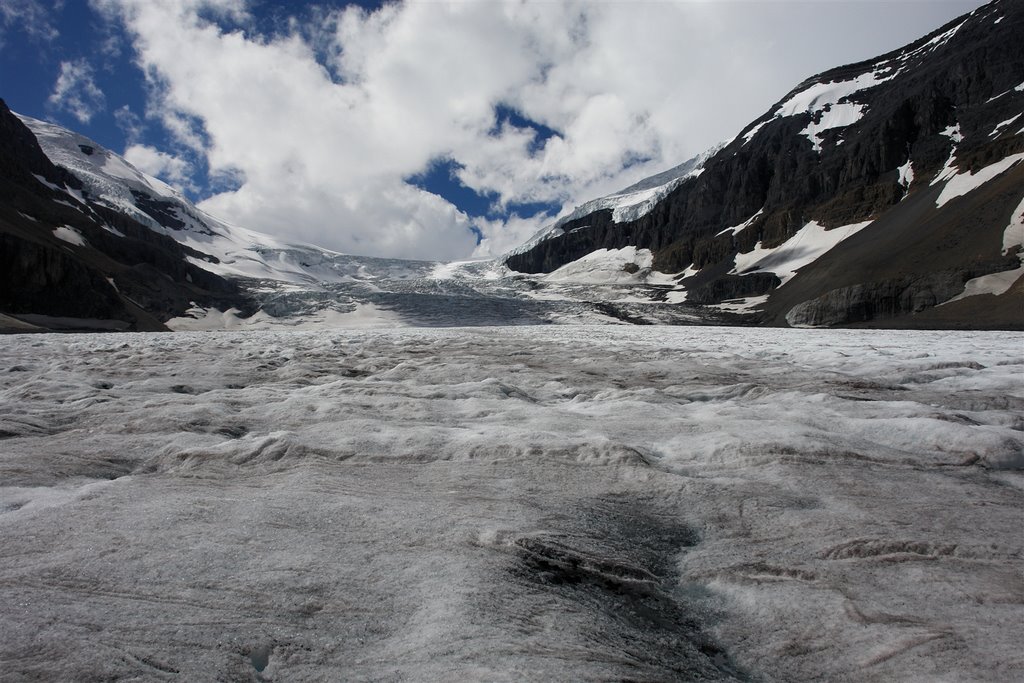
<box><xmin>15</xmin><ymin>113</ymin><xmax>447</xmax><ymax>289</ymax></box>
<box><xmin>2</xmin><ymin>0</ymin><xmax>1021</xmax><ymax>331</ymax></box>
<box><xmin>0</xmin><ymin>105</ymin><xmax>446</xmax><ymax>332</ymax></box>
<box><xmin>0</xmin><ymin>102</ymin><xmax>261</xmax><ymax>332</ymax></box>
<box><xmin>0</xmin><ymin>105</ymin><xmax>723</xmax><ymax>331</ymax></box>
<box><xmin>509</xmin><ymin>144</ymin><xmax>724</xmax><ymax>259</ymax></box>
<box><xmin>0</xmin><ymin>100</ymin><xmax>255</xmax><ymax>332</ymax></box>
<box><xmin>506</xmin><ymin>0</ymin><xmax>1024</xmax><ymax>329</ymax></box>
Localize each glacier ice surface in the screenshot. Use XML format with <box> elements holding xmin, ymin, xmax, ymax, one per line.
<box><xmin>1</xmin><ymin>326</ymin><xmax>1022</xmax><ymax>681</ymax></box>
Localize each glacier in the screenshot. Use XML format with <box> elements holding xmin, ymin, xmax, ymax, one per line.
<box><xmin>1</xmin><ymin>325</ymin><xmax>1022</xmax><ymax>681</ymax></box>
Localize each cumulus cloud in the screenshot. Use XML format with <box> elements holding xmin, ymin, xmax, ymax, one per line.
<box><xmin>124</xmin><ymin>143</ymin><xmax>196</xmax><ymax>192</ymax></box>
<box><xmin>472</xmin><ymin>212</ymin><xmax>557</xmax><ymax>260</ymax></box>
<box><xmin>48</xmin><ymin>58</ymin><xmax>106</xmax><ymax>124</ymax></box>
<box><xmin>91</xmin><ymin>0</ymin><xmax>984</xmax><ymax>260</ymax></box>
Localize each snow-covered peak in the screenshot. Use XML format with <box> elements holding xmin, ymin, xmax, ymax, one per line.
<box><xmin>19</xmin><ymin>113</ymin><xmax>440</xmax><ymax>287</ymax></box>
<box><xmin>506</xmin><ymin>143</ymin><xmax>725</xmax><ymax>258</ymax></box>
<box><xmin>560</xmin><ymin>143</ymin><xmax>724</xmax><ymax>227</ymax></box>
<box><xmin>19</xmin><ymin>115</ymin><xmax>193</xmax><ymax>230</ymax></box>
<box><xmin>889</xmin><ymin>16</ymin><xmax>969</xmax><ymax>65</ymax></box>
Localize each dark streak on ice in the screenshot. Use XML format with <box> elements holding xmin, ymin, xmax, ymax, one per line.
<box><xmin>505</xmin><ymin>499</ymin><xmax>747</xmax><ymax>681</ymax></box>
<box><xmin>216</xmin><ymin>424</ymin><xmax>250</xmax><ymax>439</ymax></box>
<box><xmin>250</xmin><ymin>644</ymin><xmax>271</xmax><ymax>673</ymax></box>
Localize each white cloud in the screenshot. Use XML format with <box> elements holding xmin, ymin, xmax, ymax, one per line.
<box><xmin>471</xmin><ymin>212</ymin><xmax>557</xmax><ymax>260</ymax></box>
<box><xmin>92</xmin><ymin>0</ymin><xmax>986</xmax><ymax>260</ymax></box>
<box><xmin>114</xmin><ymin>105</ymin><xmax>144</xmax><ymax>143</ymax></box>
<box><xmin>48</xmin><ymin>58</ymin><xmax>106</xmax><ymax>124</ymax></box>
<box><xmin>123</xmin><ymin>143</ymin><xmax>195</xmax><ymax>192</ymax></box>
<box><xmin>0</xmin><ymin>0</ymin><xmax>59</xmax><ymax>48</ymax></box>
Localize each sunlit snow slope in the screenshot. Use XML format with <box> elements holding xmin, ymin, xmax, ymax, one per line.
<box><xmin>19</xmin><ymin>115</ymin><xmax>438</xmax><ymax>287</ymax></box>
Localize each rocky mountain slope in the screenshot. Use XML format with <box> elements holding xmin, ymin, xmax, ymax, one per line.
<box><xmin>0</xmin><ymin>101</ymin><xmax>251</xmax><ymax>331</ymax></box>
<box><xmin>0</xmin><ymin>106</ymin><xmax>447</xmax><ymax>331</ymax></box>
<box><xmin>506</xmin><ymin>0</ymin><xmax>1024</xmax><ymax>329</ymax></box>
<box><xmin>1</xmin><ymin>106</ymin><xmax>721</xmax><ymax>331</ymax></box>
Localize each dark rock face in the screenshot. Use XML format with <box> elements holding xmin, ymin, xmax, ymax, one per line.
<box><xmin>0</xmin><ymin>99</ymin><xmax>251</xmax><ymax>332</ymax></box>
<box><xmin>785</xmin><ymin>271</ymin><xmax>989</xmax><ymax>327</ymax></box>
<box><xmin>130</xmin><ymin>190</ymin><xmax>187</xmax><ymax>231</ymax></box>
<box><xmin>506</xmin><ymin>0</ymin><xmax>1024</xmax><ymax>328</ymax></box>
<box><xmin>0</xmin><ymin>102</ymin><xmax>82</xmax><ymax>195</ymax></box>
<box><xmin>686</xmin><ymin>273</ymin><xmax>781</xmax><ymax>306</ymax></box>
<box><xmin>0</xmin><ymin>232</ymin><xmax>124</xmax><ymax>320</ymax></box>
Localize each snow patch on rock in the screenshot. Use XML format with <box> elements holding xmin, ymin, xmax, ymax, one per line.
<box><xmin>731</xmin><ymin>220</ymin><xmax>873</xmax><ymax>286</ymax></box>
<box><xmin>941</xmin><ymin>196</ymin><xmax>1024</xmax><ymax>305</ymax></box>
<box><xmin>52</xmin><ymin>226</ymin><xmax>87</xmax><ymax>247</ymax></box>
<box><xmin>897</xmin><ymin>159</ymin><xmax>915</xmax><ymax>189</ymax></box>
<box><xmin>942</xmin><ymin>266</ymin><xmax>1023</xmax><ymax>304</ymax></box>
<box><xmin>1002</xmin><ymin>195</ymin><xmax>1024</xmax><ymax>257</ymax></box>
<box><xmin>989</xmin><ymin>113</ymin><xmax>1021</xmax><ymax>138</ymax></box>
<box><xmin>775</xmin><ymin>72</ymin><xmax>889</xmax><ymax>120</ymax></box>
<box><xmin>710</xmin><ymin>295</ymin><xmax>770</xmax><ymax>313</ymax></box>
<box><xmin>935</xmin><ymin>152</ymin><xmax>1024</xmax><ymax>208</ymax></box>
<box><xmin>741</xmin><ymin>120</ymin><xmax>769</xmax><ymax>145</ymax></box>
<box><xmin>746</xmin><ymin>68</ymin><xmax>894</xmax><ymax>152</ymax></box>
<box><xmin>717</xmin><ymin>208</ymin><xmax>764</xmax><ymax>237</ymax></box>
<box><xmin>985</xmin><ymin>80</ymin><xmax>1024</xmax><ymax>103</ymax></box>
<box><xmin>941</xmin><ymin>123</ymin><xmax>964</xmax><ymax>144</ymax></box>
<box><xmin>931</xmin><ymin>124</ymin><xmax>965</xmax><ymax>186</ymax></box>
<box><xmin>801</xmin><ymin>103</ymin><xmax>867</xmax><ymax>152</ymax></box>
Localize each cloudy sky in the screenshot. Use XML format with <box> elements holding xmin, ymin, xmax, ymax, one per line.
<box><xmin>2</xmin><ymin>0</ymin><xmax>985</xmax><ymax>260</ymax></box>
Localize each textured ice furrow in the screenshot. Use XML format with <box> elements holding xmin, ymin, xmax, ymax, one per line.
<box><xmin>822</xmin><ymin>539</ymin><xmax>959</xmax><ymax>561</ymax></box>
<box><xmin>509</xmin><ymin>535</ymin><xmax>660</xmax><ymax>588</ymax></box>
<box><xmin>0</xmin><ymin>415</ymin><xmax>56</xmax><ymax>439</ymax></box>
<box><xmin>0</xmin><ymin>326</ymin><xmax>1022</xmax><ymax>681</ymax></box>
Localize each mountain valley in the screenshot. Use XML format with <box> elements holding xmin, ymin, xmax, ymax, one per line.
<box><xmin>1</xmin><ymin>0</ymin><xmax>1022</xmax><ymax>332</ymax></box>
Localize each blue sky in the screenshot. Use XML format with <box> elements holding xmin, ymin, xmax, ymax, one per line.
<box><xmin>1</xmin><ymin>0</ymin><xmax>986</xmax><ymax>259</ymax></box>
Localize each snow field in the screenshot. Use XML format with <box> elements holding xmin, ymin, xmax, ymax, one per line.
<box><xmin>51</xmin><ymin>226</ymin><xmax>87</xmax><ymax>247</ymax></box>
<box><xmin>935</xmin><ymin>152</ymin><xmax>1024</xmax><ymax>209</ymax></box>
<box><xmin>1</xmin><ymin>326</ymin><xmax>1022</xmax><ymax>680</ymax></box>
<box><xmin>731</xmin><ymin>219</ymin><xmax>874</xmax><ymax>287</ymax></box>
<box><xmin>544</xmin><ymin>246</ymin><xmax>654</xmax><ymax>285</ymax></box>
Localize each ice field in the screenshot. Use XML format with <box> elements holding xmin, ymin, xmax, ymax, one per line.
<box><xmin>1</xmin><ymin>326</ymin><xmax>1022</xmax><ymax>681</ymax></box>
